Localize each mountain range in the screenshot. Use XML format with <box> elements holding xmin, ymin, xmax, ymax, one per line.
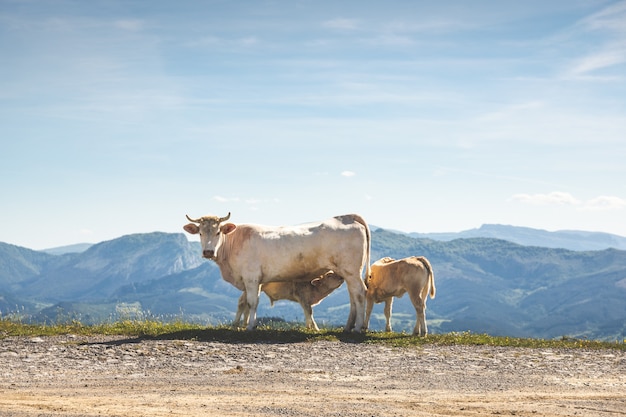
<box><xmin>40</xmin><ymin>224</ymin><xmax>626</xmax><ymax>254</ymax></box>
<box><xmin>1</xmin><ymin>225</ymin><xmax>625</xmax><ymax>341</ymax></box>
<box><xmin>409</xmin><ymin>224</ymin><xmax>626</xmax><ymax>251</ymax></box>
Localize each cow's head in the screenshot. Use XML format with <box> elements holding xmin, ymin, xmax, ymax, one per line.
<box><xmin>183</xmin><ymin>212</ymin><xmax>236</xmax><ymax>260</ymax></box>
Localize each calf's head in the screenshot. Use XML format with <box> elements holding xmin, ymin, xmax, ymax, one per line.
<box><xmin>183</xmin><ymin>212</ymin><xmax>235</xmax><ymax>259</ymax></box>
<box><xmin>311</xmin><ymin>271</ymin><xmax>344</xmax><ymax>294</ymax></box>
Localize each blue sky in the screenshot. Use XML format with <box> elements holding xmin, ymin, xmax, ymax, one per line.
<box><xmin>1</xmin><ymin>0</ymin><xmax>625</xmax><ymax>250</ymax></box>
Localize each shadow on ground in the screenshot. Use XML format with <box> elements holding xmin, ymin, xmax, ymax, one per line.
<box><xmin>86</xmin><ymin>326</ymin><xmax>417</xmax><ymax>346</ymax></box>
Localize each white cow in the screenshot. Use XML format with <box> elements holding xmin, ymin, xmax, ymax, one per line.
<box><xmin>183</xmin><ymin>213</ymin><xmax>370</xmax><ymax>331</ymax></box>
<box><xmin>234</xmin><ymin>271</ymin><xmax>344</xmax><ymax>330</ymax></box>
<box><xmin>364</xmin><ymin>256</ymin><xmax>436</xmax><ymax>336</ymax></box>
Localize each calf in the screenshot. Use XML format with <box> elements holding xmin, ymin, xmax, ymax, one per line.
<box><xmin>365</xmin><ymin>256</ymin><xmax>436</xmax><ymax>336</ymax></box>
<box><xmin>234</xmin><ymin>271</ymin><xmax>344</xmax><ymax>330</ymax></box>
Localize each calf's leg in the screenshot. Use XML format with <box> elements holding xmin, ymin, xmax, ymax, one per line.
<box><xmin>300</xmin><ymin>301</ymin><xmax>319</xmax><ymax>331</ymax></box>
<box><xmin>409</xmin><ymin>293</ymin><xmax>427</xmax><ymax>336</ymax></box>
<box><xmin>233</xmin><ymin>292</ymin><xmax>248</xmax><ymax>327</ymax></box>
<box><xmin>364</xmin><ymin>295</ymin><xmax>375</xmax><ymax>331</ymax></box>
<box><xmin>383</xmin><ymin>297</ymin><xmax>394</xmax><ymax>332</ymax></box>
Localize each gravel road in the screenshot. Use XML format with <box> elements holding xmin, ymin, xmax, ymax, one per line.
<box><xmin>1</xmin><ymin>335</ymin><xmax>624</xmax><ymax>416</ymax></box>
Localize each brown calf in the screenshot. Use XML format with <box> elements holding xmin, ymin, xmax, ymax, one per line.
<box><xmin>234</xmin><ymin>271</ymin><xmax>344</xmax><ymax>330</ymax></box>
<box><xmin>365</xmin><ymin>256</ymin><xmax>435</xmax><ymax>336</ymax></box>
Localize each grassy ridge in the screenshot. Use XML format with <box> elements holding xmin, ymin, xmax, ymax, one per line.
<box><xmin>1</xmin><ymin>318</ymin><xmax>624</xmax><ymax>351</ymax></box>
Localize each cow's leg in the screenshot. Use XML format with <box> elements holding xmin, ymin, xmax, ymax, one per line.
<box><xmin>409</xmin><ymin>293</ymin><xmax>427</xmax><ymax>336</ymax></box>
<box><xmin>346</xmin><ymin>297</ymin><xmax>356</xmax><ymax>332</ymax></box>
<box><xmin>342</xmin><ymin>273</ymin><xmax>367</xmax><ymax>332</ymax></box>
<box><xmin>244</xmin><ymin>283</ymin><xmax>262</xmax><ymax>331</ymax></box>
<box><xmin>233</xmin><ymin>292</ymin><xmax>247</xmax><ymax>328</ymax></box>
<box><xmin>383</xmin><ymin>297</ymin><xmax>394</xmax><ymax>332</ymax></box>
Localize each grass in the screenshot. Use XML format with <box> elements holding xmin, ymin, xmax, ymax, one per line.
<box><xmin>1</xmin><ymin>317</ymin><xmax>624</xmax><ymax>351</ymax></box>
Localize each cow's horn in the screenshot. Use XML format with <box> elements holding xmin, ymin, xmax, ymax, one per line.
<box><xmin>219</xmin><ymin>212</ymin><xmax>231</xmax><ymax>223</ymax></box>
<box><xmin>186</xmin><ymin>214</ymin><xmax>202</xmax><ymax>223</ymax></box>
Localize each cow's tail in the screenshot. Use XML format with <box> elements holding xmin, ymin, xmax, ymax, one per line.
<box><xmin>351</xmin><ymin>214</ymin><xmax>371</xmax><ymax>283</ymax></box>
<box><xmin>417</xmin><ymin>256</ymin><xmax>436</xmax><ymax>299</ymax></box>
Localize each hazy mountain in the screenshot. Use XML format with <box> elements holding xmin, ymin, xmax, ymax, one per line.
<box><xmin>0</xmin><ymin>242</ymin><xmax>58</xmax><ymax>291</ymax></box>
<box><xmin>42</xmin><ymin>243</ymin><xmax>93</xmax><ymax>255</ymax></box>
<box><xmin>371</xmin><ymin>229</ymin><xmax>626</xmax><ymax>340</ymax></box>
<box><xmin>12</xmin><ymin>232</ymin><xmax>202</xmax><ymax>302</ymax></box>
<box><xmin>0</xmin><ymin>291</ymin><xmax>38</xmax><ymax>317</ymax></box>
<box><xmin>1</xmin><ymin>229</ymin><xmax>625</xmax><ymax>341</ymax></box>
<box><xmin>409</xmin><ymin>224</ymin><xmax>626</xmax><ymax>251</ymax></box>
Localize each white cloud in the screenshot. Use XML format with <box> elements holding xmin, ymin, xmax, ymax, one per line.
<box><xmin>510</xmin><ymin>192</ymin><xmax>626</xmax><ymax>211</ymax></box>
<box><xmin>564</xmin><ymin>1</ymin><xmax>626</xmax><ymax>78</ymax></box>
<box><xmin>370</xmin><ymin>34</ymin><xmax>415</xmax><ymax>46</ymax></box>
<box><xmin>580</xmin><ymin>196</ymin><xmax>626</xmax><ymax>211</ymax></box>
<box><xmin>186</xmin><ymin>36</ymin><xmax>221</xmax><ymax>47</ymax></box>
<box><xmin>214</xmin><ymin>196</ymin><xmax>279</xmax><ymax>209</ymax></box>
<box><xmin>477</xmin><ymin>101</ymin><xmax>545</xmax><ymax>122</ymax></box>
<box><xmin>323</xmin><ymin>18</ymin><xmax>360</xmax><ymax>31</ymax></box>
<box><xmin>239</xmin><ymin>36</ymin><xmax>259</xmax><ymax>47</ymax></box>
<box><xmin>341</xmin><ymin>171</ymin><xmax>356</xmax><ymax>177</ymax></box>
<box><xmin>580</xmin><ymin>0</ymin><xmax>626</xmax><ymax>33</ymax></box>
<box><xmin>185</xmin><ymin>35</ymin><xmax>259</xmax><ymax>49</ymax></box>
<box><xmin>568</xmin><ymin>47</ymin><xmax>626</xmax><ymax>77</ymax></box>
<box><xmin>214</xmin><ymin>195</ymin><xmax>240</xmax><ymax>203</ymax></box>
<box><xmin>114</xmin><ymin>19</ymin><xmax>144</xmax><ymax>32</ymax></box>
<box><xmin>509</xmin><ymin>192</ymin><xmax>581</xmax><ymax>206</ymax></box>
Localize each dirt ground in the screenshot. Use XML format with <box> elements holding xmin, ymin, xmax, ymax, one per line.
<box><xmin>1</xmin><ymin>335</ymin><xmax>624</xmax><ymax>417</ymax></box>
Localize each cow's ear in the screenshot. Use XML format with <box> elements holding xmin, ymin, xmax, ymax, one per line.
<box><xmin>310</xmin><ymin>278</ymin><xmax>322</xmax><ymax>287</ymax></box>
<box><xmin>221</xmin><ymin>223</ymin><xmax>237</xmax><ymax>235</ymax></box>
<box><xmin>183</xmin><ymin>224</ymin><xmax>199</xmax><ymax>234</ymax></box>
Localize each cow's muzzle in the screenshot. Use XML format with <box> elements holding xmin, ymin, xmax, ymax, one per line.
<box><xmin>203</xmin><ymin>250</ymin><xmax>215</xmax><ymax>259</ymax></box>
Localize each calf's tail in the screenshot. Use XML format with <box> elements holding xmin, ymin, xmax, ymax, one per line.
<box><xmin>417</xmin><ymin>256</ymin><xmax>436</xmax><ymax>299</ymax></box>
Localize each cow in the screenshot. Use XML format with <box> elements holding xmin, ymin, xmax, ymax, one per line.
<box><xmin>233</xmin><ymin>271</ymin><xmax>344</xmax><ymax>331</ymax></box>
<box><xmin>183</xmin><ymin>212</ymin><xmax>370</xmax><ymax>332</ymax></box>
<box><xmin>364</xmin><ymin>256</ymin><xmax>436</xmax><ymax>336</ymax></box>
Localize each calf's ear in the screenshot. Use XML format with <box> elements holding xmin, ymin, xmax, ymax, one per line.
<box><xmin>183</xmin><ymin>224</ymin><xmax>199</xmax><ymax>234</ymax></box>
<box><xmin>220</xmin><ymin>223</ymin><xmax>237</xmax><ymax>235</ymax></box>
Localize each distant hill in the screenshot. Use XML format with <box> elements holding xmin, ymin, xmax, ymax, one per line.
<box><xmin>371</xmin><ymin>229</ymin><xmax>626</xmax><ymax>340</ymax></box>
<box><xmin>16</xmin><ymin>232</ymin><xmax>203</xmax><ymax>302</ymax></box>
<box><xmin>42</xmin><ymin>243</ymin><xmax>93</xmax><ymax>255</ymax></box>
<box><xmin>1</xmin><ymin>228</ymin><xmax>625</xmax><ymax>341</ymax></box>
<box><xmin>0</xmin><ymin>242</ymin><xmax>57</xmax><ymax>291</ymax></box>
<box><xmin>409</xmin><ymin>224</ymin><xmax>626</xmax><ymax>251</ymax></box>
